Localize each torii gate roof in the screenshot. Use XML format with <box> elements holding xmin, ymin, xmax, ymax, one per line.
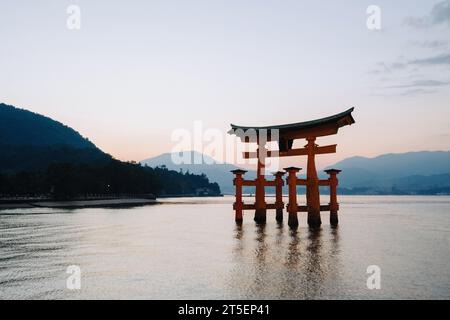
<box><xmin>229</xmin><ymin>107</ymin><xmax>355</xmax><ymax>141</ymax></box>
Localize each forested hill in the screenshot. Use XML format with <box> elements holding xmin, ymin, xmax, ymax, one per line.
<box><xmin>0</xmin><ymin>103</ymin><xmax>99</xmax><ymax>148</ymax></box>
<box><xmin>0</xmin><ymin>103</ymin><xmax>221</xmax><ymax>198</ymax></box>
<box><xmin>0</xmin><ymin>103</ymin><xmax>111</xmax><ymax>172</ymax></box>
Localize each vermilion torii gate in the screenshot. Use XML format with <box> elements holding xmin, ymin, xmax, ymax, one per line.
<box><xmin>229</xmin><ymin>108</ymin><xmax>355</xmax><ymax>228</ymax></box>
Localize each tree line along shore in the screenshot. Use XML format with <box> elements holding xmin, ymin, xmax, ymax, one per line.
<box><xmin>0</xmin><ymin>160</ymin><xmax>222</xmax><ymax>209</ymax></box>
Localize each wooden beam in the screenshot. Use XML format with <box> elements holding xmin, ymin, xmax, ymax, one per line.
<box><xmin>239</xmin><ymin>203</ymin><xmax>283</xmax><ymax>210</ymax></box>
<box><xmin>243</xmin><ymin>144</ymin><xmax>336</xmax><ymax>159</ymax></box>
<box><xmin>297</xmin><ymin>204</ymin><xmax>331</xmax><ymax>212</ymax></box>
<box><xmin>281</xmin><ymin>144</ymin><xmax>337</xmax><ymax>157</ymax></box>
<box><xmin>264</xmin><ymin>180</ymin><xmax>277</xmax><ymax>187</ymax></box>
<box><xmin>318</xmin><ymin>179</ymin><xmax>330</xmax><ymax>186</ymax></box>
<box><xmin>242</xmin><ymin>203</ymin><xmax>256</xmax><ymax>210</ymax></box>
<box><xmin>242</xmin><ymin>180</ymin><xmax>256</xmax><ymax>186</ymax></box>
<box><xmin>266</xmin><ymin>203</ymin><xmax>277</xmax><ymax>210</ymax></box>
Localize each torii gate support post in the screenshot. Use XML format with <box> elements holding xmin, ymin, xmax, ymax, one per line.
<box><xmin>273</xmin><ymin>171</ymin><xmax>285</xmax><ymax>223</ymax></box>
<box><xmin>325</xmin><ymin>169</ymin><xmax>341</xmax><ymax>226</ymax></box>
<box><xmin>232</xmin><ymin>169</ymin><xmax>247</xmax><ymax>223</ymax></box>
<box><xmin>254</xmin><ymin>146</ymin><xmax>267</xmax><ymax>224</ymax></box>
<box><xmin>306</xmin><ymin>137</ymin><xmax>322</xmax><ymax>228</ymax></box>
<box><xmin>285</xmin><ymin>167</ymin><xmax>300</xmax><ymax>229</ymax></box>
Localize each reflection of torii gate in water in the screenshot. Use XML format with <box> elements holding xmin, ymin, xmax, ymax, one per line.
<box><xmin>229</xmin><ymin>108</ymin><xmax>355</xmax><ymax>228</ymax></box>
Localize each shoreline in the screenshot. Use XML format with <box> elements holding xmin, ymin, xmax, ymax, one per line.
<box><xmin>2</xmin><ymin>193</ymin><xmax>447</xmax><ymax>210</ymax></box>
<box><xmin>0</xmin><ymin>194</ymin><xmax>223</xmax><ymax>210</ymax></box>
<box><xmin>0</xmin><ymin>197</ymin><xmax>157</xmax><ymax>209</ymax></box>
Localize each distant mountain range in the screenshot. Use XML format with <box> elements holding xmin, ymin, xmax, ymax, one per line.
<box><xmin>142</xmin><ymin>150</ymin><xmax>450</xmax><ymax>195</ymax></box>
<box><xmin>0</xmin><ymin>103</ymin><xmax>111</xmax><ymax>173</ymax></box>
<box><xmin>141</xmin><ymin>151</ymin><xmax>256</xmax><ymax>194</ymax></box>
<box><xmin>326</xmin><ymin>151</ymin><xmax>450</xmax><ymax>194</ymax></box>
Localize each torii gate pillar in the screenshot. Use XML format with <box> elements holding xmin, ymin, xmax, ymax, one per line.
<box><xmin>285</xmin><ymin>167</ymin><xmax>301</xmax><ymax>229</ymax></box>
<box><xmin>325</xmin><ymin>169</ymin><xmax>341</xmax><ymax>226</ymax></box>
<box><xmin>231</xmin><ymin>169</ymin><xmax>247</xmax><ymax>223</ymax></box>
<box><xmin>254</xmin><ymin>146</ymin><xmax>267</xmax><ymax>224</ymax></box>
<box><xmin>306</xmin><ymin>137</ymin><xmax>321</xmax><ymax>228</ymax></box>
<box><xmin>273</xmin><ymin>171</ymin><xmax>285</xmax><ymax>223</ymax></box>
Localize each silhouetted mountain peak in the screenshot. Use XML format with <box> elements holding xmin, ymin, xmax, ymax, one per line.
<box><xmin>0</xmin><ymin>103</ymin><xmax>111</xmax><ymax>172</ymax></box>
<box><xmin>143</xmin><ymin>151</ymin><xmax>221</xmax><ymax>166</ymax></box>
<box><xmin>0</xmin><ymin>103</ymin><xmax>96</xmax><ymax>148</ymax></box>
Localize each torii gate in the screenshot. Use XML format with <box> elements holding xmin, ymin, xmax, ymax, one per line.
<box><xmin>229</xmin><ymin>108</ymin><xmax>355</xmax><ymax>228</ymax></box>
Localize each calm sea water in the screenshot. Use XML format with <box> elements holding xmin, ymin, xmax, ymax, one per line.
<box><xmin>0</xmin><ymin>195</ymin><xmax>449</xmax><ymax>300</ymax></box>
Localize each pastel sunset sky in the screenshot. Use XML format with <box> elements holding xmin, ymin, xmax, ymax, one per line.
<box><xmin>1</xmin><ymin>0</ymin><xmax>449</xmax><ymax>168</ymax></box>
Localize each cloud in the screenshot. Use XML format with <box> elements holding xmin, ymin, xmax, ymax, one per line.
<box><xmin>399</xmin><ymin>88</ymin><xmax>437</xmax><ymax>96</ymax></box>
<box><xmin>439</xmin><ymin>133</ymin><xmax>450</xmax><ymax>137</ymax></box>
<box><xmin>404</xmin><ymin>0</ymin><xmax>450</xmax><ymax>28</ymax></box>
<box><xmin>410</xmin><ymin>40</ymin><xmax>449</xmax><ymax>49</ymax></box>
<box><xmin>371</xmin><ymin>53</ymin><xmax>450</xmax><ymax>75</ymax></box>
<box><xmin>431</xmin><ymin>0</ymin><xmax>450</xmax><ymax>25</ymax></box>
<box><xmin>409</xmin><ymin>53</ymin><xmax>450</xmax><ymax>65</ymax></box>
<box><xmin>370</xmin><ymin>88</ymin><xmax>437</xmax><ymax>97</ymax></box>
<box><xmin>369</xmin><ymin>61</ymin><xmax>407</xmax><ymax>74</ymax></box>
<box><xmin>404</xmin><ymin>16</ymin><xmax>428</xmax><ymax>28</ymax></box>
<box><xmin>386</xmin><ymin>80</ymin><xmax>450</xmax><ymax>89</ymax></box>
<box><xmin>378</xmin><ymin>80</ymin><xmax>449</xmax><ymax>96</ymax></box>
<box><xmin>369</xmin><ymin>2</ymin><xmax>450</xmax><ymax>95</ymax></box>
